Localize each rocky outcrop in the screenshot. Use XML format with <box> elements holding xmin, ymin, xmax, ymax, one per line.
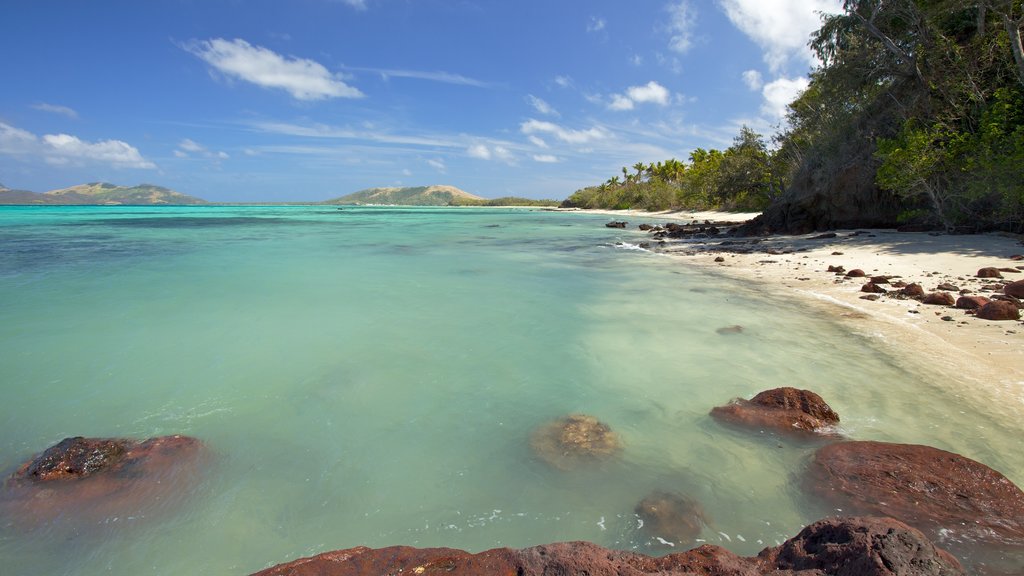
<box><xmin>1</xmin><ymin>435</ymin><xmax>205</xmax><ymax>526</ymax></box>
<box><xmin>805</xmin><ymin>441</ymin><xmax>1024</xmax><ymax>545</ymax></box>
<box><xmin>530</xmin><ymin>414</ymin><xmax>621</xmax><ymax>469</ymax></box>
<box><xmin>250</xmin><ymin>516</ymin><xmax>964</xmax><ymax>576</ymax></box>
<box><xmin>710</xmin><ymin>387</ymin><xmax>840</xmax><ymax>435</ymax></box>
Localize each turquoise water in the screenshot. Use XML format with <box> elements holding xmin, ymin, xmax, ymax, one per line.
<box><xmin>0</xmin><ymin>205</ymin><xmax>1020</xmax><ymax>574</ymax></box>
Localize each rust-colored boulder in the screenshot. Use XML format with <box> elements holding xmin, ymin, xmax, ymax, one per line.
<box><xmin>710</xmin><ymin>387</ymin><xmax>840</xmax><ymax>435</ymax></box>
<box><xmin>530</xmin><ymin>414</ymin><xmax>621</xmax><ymax>469</ymax></box>
<box><xmin>861</xmin><ymin>282</ymin><xmax>887</xmax><ymax>294</ymax></box>
<box><xmin>901</xmin><ymin>283</ymin><xmax>926</xmax><ymax>297</ymax></box>
<box><xmin>250</xmin><ymin>517</ymin><xmax>965</xmax><ymax>576</ymax></box>
<box><xmin>805</xmin><ymin>441</ymin><xmax>1024</xmax><ymax>545</ymax></box>
<box><xmin>1</xmin><ymin>435</ymin><xmax>206</xmax><ymax>527</ymax></box>
<box><xmin>978</xmin><ymin>267</ymin><xmax>1004</xmax><ymax>278</ymax></box>
<box><xmin>846</xmin><ymin>269</ymin><xmax>866</xmax><ymax>277</ymax></box>
<box><xmin>634</xmin><ymin>490</ymin><xmax>707</xmax><ymax>544</ymax></box>
<box><xmin>1004</xmin><ymin>279</ymin><xmax>1024</xmax><ymax>298</ymax></box>
<box><xmin>922</xmin><ymin>291</ymin><xmax>955</xmax><ymax>306</ymax></box>
<box><xmin>956</xmin><ymin>295</ymin><xmax>990</xmax><ymax>310</ymax></box>
<box><xmin>976</xmin><ymin>300</ymin><xmax>1021</xmax><ymax>321</ymax></box>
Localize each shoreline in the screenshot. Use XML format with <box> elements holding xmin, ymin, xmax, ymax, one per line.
<box><xmin>576</xmin><ymin>208</ymin><xmax>1024</xmax><ymax>412</ymax></box>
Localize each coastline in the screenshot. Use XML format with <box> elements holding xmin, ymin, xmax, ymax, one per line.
<box><xmin>576</xmin><ymin>208</ymin><xmax>1024</xmax><ymax>413</ymax></box>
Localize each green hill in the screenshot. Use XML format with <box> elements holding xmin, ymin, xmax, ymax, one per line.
<box><xmin>0</xmin><ymin>182</ymin><xmax>207</xmax><ymax>205</ymax></box>
<box><xmin>323</xmin><ymin>185</ymin><xmax>484</xmax><ymax>206</ymax></box>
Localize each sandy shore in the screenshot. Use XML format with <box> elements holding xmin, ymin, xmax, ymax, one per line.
<box><xmin>574</xmin><ymin>209</ymin><xmax>1024</xmax><ymax>411</ymax></box>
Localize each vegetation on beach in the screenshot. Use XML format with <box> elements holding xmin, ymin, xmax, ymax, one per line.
<box><xmin>448</xmin><ymin>196</ymin><xmax>561</xmax><ymax>207</ymax></box>
<box><xmin>567</xmin><ymin>1</ymin><xmax>1024</xmax><ymax>232</ymax></box>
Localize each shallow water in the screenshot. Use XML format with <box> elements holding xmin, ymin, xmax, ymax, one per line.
<box><xmin>0</xmin><ymin>205</ymin><xmax>1020</xmax><ymax>574</ymax></box>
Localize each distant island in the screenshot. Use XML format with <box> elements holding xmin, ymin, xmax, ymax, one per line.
<box><xmin>0</xmin><ymin>182</ymin><xmax>207</xmax><ymax>205</ymax></box>
<box><xmin>322</xmin><ymin>185</ymin><xmax>559</xmax><ymax>207</ymax></box>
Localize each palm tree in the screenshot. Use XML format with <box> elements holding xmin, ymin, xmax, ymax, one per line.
<box><xmin>633</xmin><ymin>161</ymin><xmax>646</xmax><ymax>181</ymax></box>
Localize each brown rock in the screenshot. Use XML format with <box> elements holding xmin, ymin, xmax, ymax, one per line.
<box><xmin>976</xmin><ymin>300</ymin><xmax>1022</xmax><ymax>321</ymax></box>
<box><xmin>869</xmin><ymin>275</ymin><xmax>891</xmax><ymax>284</ymax></box>
<box><xmin>530</xmin><ymin>414</ymin><xmax>621</xmax><ymax>469</ymax></box>
<box><xmin>861</xmin><ymin>282</ymin><xmax>886</xmax><ymax>294</ymax></box>
<box><xmin>710</xmin><ymin>387</ymin><xmax>840</xmax><ymax>435</ymax></box>
<box><xmin>845</xmin><ymin>269</ymin><xmax>866</xmax><ymax>277</ymax></box>
<box><xmin>605</xmin><ymin>221</ymin><xmax>627</xmax><ymax>228</ymax></box>
<box><xmin>250</xmin><ymin>517</ymin><xmax>965</xmax><ymax>576</ymax></box>
<box><xmin>936</xmin><ymin>282</ymin><xmax>960</xmax><ymax>291</ymax></box>
<box><xmin>901</xmin><ymin>283</ymin><xmax>926</xmax><ymax>297</ymax></box>
<box><xmin>714</xmin><ymin>256</ymin><xmax>725</xmax><ymax>263</ymax></box>
<box><xmin>1011</xmin><ymin>254</ymin><xmax>1024</xmax><ymax>261</ymax></box>
<box><xmin>715</xmin><ymin>325</ymin><xmax>743</xmax><ymax>334</ymax></box>
<box><xmin>956</xmin><ymin>295</ymin><xmax>991</xmax><ymax>310</ymax></box>
<box><xmin>806</xmin><ymin>441</ymin><xmax>1024</xmax><ymax>545</ymax></box>
<box><xmin>978</xmin><ymin>267</ymin><xmax>1004</xmax><ymax>278</ymax></box>
<box><xmin>1005</xmin><ymin>279</ymin><xmax>1024</xmax><ymax>298</ymax></box>
<box><xmin>634</xmin><ymin>491</ymin><xmax>707</xmax><ymax>544</ymax></box>
<box><xmin>922</xmin><ymin>291</ymin><xmax>955</xmax><ymax>306</ymax></box>
<box><xmin>2</xmin><ymin>435</ymin><xmax>206</xmax><ymax>527</ymax></box>
<box><xmin>827</xmin><ymin>265</ymin><xmax>846</xmax><ymax>273</ymax></box>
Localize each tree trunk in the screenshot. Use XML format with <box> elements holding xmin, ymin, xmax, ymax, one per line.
<box><xmin>1003</xmin><ymin>12</ymin><xmax>1024</xmax><ymax>87</ymax></box>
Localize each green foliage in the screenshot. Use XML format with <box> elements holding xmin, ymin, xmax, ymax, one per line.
<box><xmin>450</xmin><ymin>196</ymin><xmax>560</xmax><ymax>207</ymax></box>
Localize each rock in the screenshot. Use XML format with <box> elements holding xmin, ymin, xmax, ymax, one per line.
<box><xmin>250</xmin><ymin>517</ymin><xmax>965</xmax><ymax>576</ymax></box>
<box><xmin>860</xmin><ymin>294</ymin><xmax>881</xmax><ymax>301</ymax></box>
<box><xmin>846</xmin><ymin>269</ymin><xmax>866</xmax><ymax>277</ymax></box>
<box><xmin>922</xmin><ymin>292</ymin><xmax>955</xmax><ymax>306</ymax></box>
<box><xmin>638</xmin><ymin>223</ymin><xmax>654</xmax><ymax>231</ymax></box>
<box><xmin>811</xmin><ymin>232</ymin><xmax>838</xmax><ymax>239</ymax></box>
<box><xmin>869</xmin><ymin>275</ymin><xmax>891</xmax><ymax>284</ymax></box>
<box><xmin>714</xmin><ymin>256</ymin><xmax>725</xmax><ymax>263</ymax></box>
<box><xmin>1</xmin><ymin>435</ymin><xmax>205</xmax><ymax>527</ymax></box>
<box><xmin>605</xmin><ymin>221</ymin><xmax>627</xmax><ymax>228</ymax></box>
<box><xmin>715</xmin><ymin>325</ymin><xmax>743</xmax><ymax>334</ymax></box>
<box><xmin>1011</xmin><ymin>254</ymin><xmax>1024</xmax><ymax>261</ymax></box>
<box><xmin>976</xmin><ymin>300</ymin><xmax>1021</xmax><ymax>321</ymax></box>
<box><xmin>828</xmin><ymin>265</ymin><xmax>846</xmax><ymax>273</ymax></box>
<box><xmin>805</xmin><ymin>440</ymin><xmax>1024</xmax><ymax>545</ymax></box>
<box><xmin>978</xmin><ymin>267</ymin><xmax>1004</xmax><ymax>278</ymax></box>
<box><xmin>710</xmin><ymin>387</ymin><xmax>840</xmax><ymax>435</ymax></box>
<box><xmin>901</xmin><ymin>283</ymin><xmax>926</xmax><ymax>297</ymax></box>
<box><xmin>956</xmin><ymin>295</ymin><xmax>991</xmax><ymax>310</ymax></box>
<box><xmin>936</xmin><ymin>282</ymin><xmax>960</xmax><ymax>291</ymax></box>
<box><xmin>634</xmin><ymin>490</ymin><xmax>707</xmax><ymax>544</ymax></box>
<box><xmin>530</xmin><ymin>414</ymin><xmax>621</xmax><ymax>469</ymax></box>
<box><xmin>861</xmin><ymin>282</ymin><xmax>887</xmax><ymax>294</ymax></box>
<box><xmin>1005</xmin><ymin>279</ymin><xmax>1024</xmax><ymax>298</ymax></box>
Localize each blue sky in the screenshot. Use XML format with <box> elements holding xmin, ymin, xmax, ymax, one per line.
<box><xmin>0</xmin><ymin>0</ymin><xmax>841</xmax><ymax>202</ymax></box>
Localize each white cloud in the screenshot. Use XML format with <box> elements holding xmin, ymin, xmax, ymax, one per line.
<box><xmin>527</xmin><ymin>94</ymin><xmax>558</xmax><ymax>116</ymax></box>
<box><xmin>401</xmin><ymin>168</ymin><xmax>412</xmax><ymax>176</ymax></box>
<box><xmin>467</xmin><ymin>144</ymin><xmax>491</xmax><ymax>160</ymax></box>
<box><xmin>717</xmin><ymin>0</ymin><xmax>841</xmax><ymax>72</ymax></box>
<box><xmin>527</xmin><ymin>135</ymin><xmax>549</xmax><ymax>149</ymax></box>
<box><xmin>427</xmin><ymin>158</ymin><xmax>446</xmax><ymax>172</ymax></box>
<box><xmin>761</xmin><ymin>76</ymin><xmax>809</xmax><ymax>119</ymax></box>
<box><xmin>354</xmin><ymin>67</ymin><xmax>490</xmax><ymax>88</ymax></box>
<box><xmin>587</xmin><ymin>16</ymin><xmax>606</xmax><ymax>32</ymax></box>
<box><xmin>175</xmin><ymin>138</ymin><xmax>229</xmax><ymax>161</ymax></box>
<box><xmin>340</xmin><ymin>0</ymin><xmax>367</xmax><ymax>10</ymax></box>
<box><xmin>742</xmin><ymin>69</ymin><xmax>764</xmax><ymax>90</ymax></box>
<box><xmin>174</xmin><ymin>150</ymin><xmax>188</xmax><ymax>158</ymax></box>
<box><xmin>520</xmin><ymin>119</ymin><xmax>609</xmax><ymax>145</ymax></box>
<box><xmin>185</xmin><ymin>38</ymin><xmax>364</xmax><ymax>100</ymax></box>
<box><xmin>42</xmin><ymin>133</ymin><xmax>156</xmax><ymax>169</ymax></box>
<box><xmin>179</xmin><ymin>138</ymin><xmax>205</xmax><ymax>153</ymax></box>
<box><xmin>0</xmin><ymin>121</ymin><xmax>39</xmax><ymax>154</ymax></box>
<box><xmin>666</xmin><ymin>1</ymin><xmax>697</xmax><ymax>54</ymax></box>
<box><xmin>216</xmin><ymin>151</ymin><xmax>230</xmax><ymax>159</ymax></box>
<box><xmin>532</xmin><ymin>154</ymin><xmax>559</xmax><ymax>163</ymax></box>
<box><xmin>32</xmin><ymin>103</ymin><xmax>78</xmax><ymax>119</ymax></box>
<box><xmin>608</xmin><ymin>81</ymin><xmax>671</xmax><ymax>111</ymax></box>
<box><xmin>554</xmin><ymin>75</ymin><xmax>573</xmax><ymax>88</ymax></box>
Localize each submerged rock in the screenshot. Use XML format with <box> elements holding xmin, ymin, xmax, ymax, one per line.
<box><xmin>715</xmin><ymin>325</ymin><xmax>743</xmax><ymax>334</ymax></box>
<box><xmin>250</xmin><ymin>516</ymin><xmax>964</xmax><ymax>576</ymax></box>
<box><xmin>805</xmin><ymin>441</ymin><xmax>1024</xmax><ymax>546</ymax></box>
<box><xmin>530</xmin><ymin>414</ymin><xmax>621</xmax><ymax>469</ymax></box>
<box><xmin>605</xmin><ymin>221</ymin><xmax>627</xmax><ymax>228</ymax></box>
<box><xmin>710</xmin><ymin>387</ymin><xmax>840</xmax><ymax>436</ymax></box>
<box><xmin>634</xmin><ymin>490</ymin><xmax>707</xmax><ymax>544</ymax></box>
<box><xmin>1</xmin><ymin>435</ymin><xmax>206</xmax><ymax>527</ymax></box>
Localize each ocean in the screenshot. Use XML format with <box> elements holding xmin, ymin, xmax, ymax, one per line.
<box><xmin>1</xmin><ymin>205</ymin><xmax>1020</xmax><ymax>574</ymax></box>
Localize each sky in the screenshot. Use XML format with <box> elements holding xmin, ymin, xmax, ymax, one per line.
<box><xmin>0</xmin><ymin>0</ymin><xmax>842</xmax><ymax>202</ymax></box>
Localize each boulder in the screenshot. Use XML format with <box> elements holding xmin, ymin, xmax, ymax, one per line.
<box><xmin>978</xmin><ymin>267</ymin><xmax>1004</xmax><ymax>278</ymax></box>
<box><xmin>634</xmin><ymin>490</ymin><xmax>707</xmax><ymax>544</ymax></box>
<box><xmin>250</xmin><ymin>517</ymin><xmax>964</xmax><ymax>576</ymax></box>
<box><xmin>922</xmin><ymin>292</ymin><xmax>955</xmax><ymax>306</ymax></box>
<box><xmin>976</xmin><ymin>300</ymin><xmax>1021</xmax><ymax>321</ymax></box>
<box><xmin>605</xmin><ymin>221</ymin><xmax>627</xmax><ymax>228</ymax></box>
<box><xmin>1005</xmin><ymin>280</ymin><xmax>1024</xmax><ymax>299</ymax></box>
<box><xmin>805</xmin><ymin>441</ymin><xmax>1024</xmax><ymax>545</ymax></box>
<box><xmin>846</xmin><ymin>269</ymin><xmax>866</xmax><ymax>277</ymax></box>
<box><xmin>956</xmin><ymin>295</ymin><xmax>990</xmax><ymax>310</ymax></box>
<box><xmin>901</xmin><ymin>283</ymin><xmax>926</xmax><ymax>298</ymax></box>
<box><xmin>530</xmin><ymin>414</ymin><xmax>621</xmax><ymax>469</ymax></box>
<box><xmin>861</xmin><ymin>282</ymin><xmax>887</xmax><ymax>294</ymax></box>
<box><xmin>710</xmin><ymin>387</ymin><xmax>840</xmax><ymax>435</ymax></box>
<box><xmin>1</xmin><ymin>435</ymin><xmax>206</xmax><ymax>526</ymax></box>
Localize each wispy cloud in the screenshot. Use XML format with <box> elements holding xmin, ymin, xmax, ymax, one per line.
<box><xmin>32</xmin><ymin>102</ymin><xmax>78</xmax><ymax>119</ymax></box>
<box><xmin>520</xmin><ymin>119</ymin><xmax>609</xmax><ymax>145</ymax></box>
<box><xmin>553</xmin><ymin>75</ymin><xmax>573</xmax><ymax>89</ymax></box>
<box><xmin>527</xmin><ymin>94</ymin><xmax>559</xmax><ymax>116</ymax></box>
<box><xmin>586</xmin><ymin>16</ymin><xmax>606</xmax><ymax>33</ymax></box>
<box><xmin>348</xmin><ymin>66</ymin><xmax>492</xmax><ymax>88</ymax></box>
<box><xmin>717</xmin><ymin>0</ymin><xmax>841</xmax><ymax>72</ymax></box>
<box><xmin>608</xmin><ymin>81</ymin><xmax>671</xmax><ymax>111</ymax></box>
<box><xmin>532</xmin><ymin>154</ymin><xmax>559</xmax><ymax>163</ymax></box>
<box><xmin>742</xmin><ymin>69</ymin><xmax>764</xmax><ymax>90</ymax></box>
<box><xmin>427</xmin><ymin>158</ymin><xmax>446</xmax><ymax>173</ymax></box>
<box><xmin>184</xmin><ymin>38</ymin><xmax>364</xmax><ymax>100</ymax></box>
<box><xmin>176</xmin><ymin>138</ymin><xmax>229</xmax><ymax>161</ymax></box>
<box><xmin>0</xmin><ymin>121</ymin><xmax>155</xmax><ymax>169</ymax></box>
<box><xmin>250</xmin><ymin>120</ymin><xmax>462</xmax><ymax>149</ymax></box>
<box><xmin>466</xmin><ymin>143</ymin><xmax>515</xmax><ymax>164</ymax></box>
<box><xmin>760</xmin><ymin>76</ymin><xmax>809</xmax><ymax>119</ymax></box>
<box><xmin>339</xmin><ymin>0</ymin><xmax>367</xmax><ymax>10</ymax></box>
<box><xmin>666</xmin><ymin>1</ymin><xmax>697</xmax><ymax>53</ymax></box>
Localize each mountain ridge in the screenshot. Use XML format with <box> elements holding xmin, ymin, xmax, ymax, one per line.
<box><xmin>322</xmin><ymin>185</ymin><xmax>484</xmax><ymax>206</ymax></box>
<box><xmin>0</xmin><ymin>182</ymin><xmax>207</xmax><ymax>205</ymax></box>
